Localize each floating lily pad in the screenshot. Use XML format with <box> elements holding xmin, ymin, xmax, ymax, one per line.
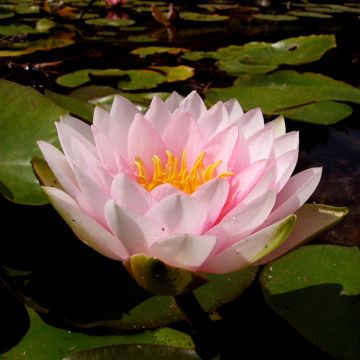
<box><xmin>118</xmin><ymin>69</ymin><xmax>165</xmax><ymax>90</ymax></box>
<box><xmin>85</xmin><ymin>18</ymin><xmax>135</xmax><ymax>27</ymax></box>
<box><xmin>131</xmin><ymin>46</ymin><xmax>189</xmax><ymax>56</ymax></box>
<box><xmin>179</xmin><ymin>11</ymin><xmax>229</xmax><ymax>21</ymax></box>
<box><xmin>253</xmin><ymin>14</ymin><xmax>298</xmax><ymax>21</ymax></box>
<box><xmin>69</xmin><ymin>85</ymin><xmax>121</xmax><ymax>101</ymax></box>
<box><xmin>287</xmin><ymin>10</ymin><xmax>333</xmax><ymax>18</ymax></box>
<box><xmin>63</xmin><ymin>344</ymin><xmax>200</xmax><ymax>360</ymax></box>
<box><xmin>0</xmin><ymin>24</ymin><xmax>37</xmax><ymax>36</ymax></box>
<box><xmin>14</xmin><ymin>4</ymin><xmax>40</xmax><ymax>15</ymax></box>
<box><xmin>0</xmin><ymin>9</ymin><xmax>14</xmax><ymax>19</ymax></box>
<box><xmin>0</xmin><ymin>37</ymin><xmax>75</xmax><ymax>57</ymax></box>
<box><xmin>45</xmin><ymin>90</ymin><xmax>95</xmax><ymax>123</ymax></box>
<box><xmin>261</xmin><ymin>245</ymin><xmax>360</xmax><ymax>360</ymax></box>
<box><xmin>36</xmin><ymin>18</ymin><xmax>57</xmax><ymax>33</ymax></box>
<box><xmin>206</xmin><ymin>70</ymin><xmax>360</xmax><ymax>124</ymax></box>
<box><xmin>3</xmin><ymin>307</ymin><xmax>194</xmax><ymax>360</ymax></box>
<box><xmin>149</xmin><ymin>65</ymin><xmax>195</xmax><ymax>82</ymax></box>
<box><xmin>183</xmin><ymin>34</ymin><xmax>336</xmax><ymax>75</ymax></box>
<box><xmin>0</xmin><ymin>80</ymin><xmax>66</xmax><ymax>205</ymax></box>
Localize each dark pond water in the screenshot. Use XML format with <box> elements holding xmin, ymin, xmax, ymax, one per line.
<box><xmin>0</xmin><ymin>0</ymin><xmax>359</xmax><ymax>359</ymax></box>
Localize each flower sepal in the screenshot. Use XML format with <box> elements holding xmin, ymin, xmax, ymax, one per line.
<box><xmin>124</xmin><ymin>254</ymin><xmax>207</xmax><ymax>296</ymax></box>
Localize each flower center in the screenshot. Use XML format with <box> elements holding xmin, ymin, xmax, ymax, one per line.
<box><xmin>134</xmin><ymin>150</ymin><xmax>233</xmax><ymax>194</ymax></box>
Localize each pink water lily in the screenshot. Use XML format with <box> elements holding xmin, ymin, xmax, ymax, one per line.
<box><xmin>38</xmin><ymin>91</ymin><xmax>321</xmax><ymax>274</ymax></box>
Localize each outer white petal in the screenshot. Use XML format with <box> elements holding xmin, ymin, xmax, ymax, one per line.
<box><xmin>43</xmin><ymin>187</ymin><xmax>128</xmax><ymax>260</ymax></box>
<box><xmin>274</xmin><ymin>149</ymin><xmax>298</xmax><ymax>193</ymax></box>
<box><xmin>37</xmin><ymin>141</ymin><xmax>79</xmax><ymax>198</ymax></box>
<box><xmin>149</xmin><ymin>234</ymin><xmax>217</xmax><ymax>271</ymax></box>
<box><xmin>207</xmin><ymin>190</ymin><xmax>276</xmax><ymax>248</ymax></box>
<box><xmin>257</xmin><ymin>204</ymin><xmax>349</xmax><ymax>264</ymax></box>
<box><xmin>145</xmin><ymin>95</ymin><xmax>172</xmax><ymax>135</ymax></box>
<box><xmin>200</xmin><ymin>214</ymin><xmax>296</xmax><ymax>274</ymax></box>
<box><xmin>60</xmin><ymin>114</ymin><xmax>94</xmax><ymax>144</ymax></box>
<box><xmin>165</xmin><ymin>91</ymin><xmax>184</xmax><ymax>113</ymax></box>
<box><xmin>146</xmin><ymin>194</ymin><xmax>208</xmax><ymax>235</ymax></box>
<box><xmin>266</xmin><ymin>167</ymin><xmax>322</xmax><ymax>225</ymax></box>
<box><xmin>175</xmin><ymin>91</ymin><xmax>207</xmax><ymax>120</ymax></box>
<box><xmin>105</xmin><ymin>200</ymin><xmax>169</xmax><ymax>254</ymax></box>
<box><xmin>111</xmin><ymin>174</ymin><xmax>153</xmax><ymax>215</ymax></box>
<box><xmin>92</xmin><ymin>106</ymin><xmax>110</xmax><ymax>133</ymax></box>
<box><xmin>264</xmin><ymin>115</ymin><xmax>286</xmax><ymax>138</ymax></box>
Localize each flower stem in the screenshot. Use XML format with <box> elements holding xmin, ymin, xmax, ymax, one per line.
<box><xmin>174</xmin><ymin>291</ymin><xmax>220</xmax><ymax>359</ymax></box>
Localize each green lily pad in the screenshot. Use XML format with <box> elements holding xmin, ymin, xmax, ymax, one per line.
<box><xmin>0</xmin><ymin>9</ymin><xmax>15</xmax><ymax>19</ymax></box>
<box><xmin>0</xmin><ymin>80</ymin><xmax>66</xmax><ymax>205</ymax></box>
<box><xmin>253</xmin><ymin>14</ymin><xmax>298</xmax><ymax>21</ymax></box>
<box><xmin>80</xmin><ymin>266</ymin><xmax>257</xmax><ymax>329</ymax></box>
<box><xmin>3</xmin><ymin>307</ymin><xmax>194</xmax><ymax>360</ymax></box>
<box><xmin>287</xmin><ymin>10</ymin><xmax>333</xmax><ymax>18</ymax></box>
<box><xmin>278</xmin><ymin>101</ymin><xmax>353</xmax><ymax>125</ymax></box>
<box><xmin>0</xmin><ymin>37</ymin><xmax>75</xmax><ymax>58</ymax></box>
<box><xmin>183</xmin><ymin>34</ymin><xmax>336</xmax><ymax>75</ymax></box>
<box><xmin>261</xmin><ymin>245</ymin><xmax>360</xmax><ymax>360</ymax></box>
<box><xmin>45</xmin><ymin>90</ymin><xmax>95</xmax><ymax>123</ymax></box>
<box><xmin>206</xmin><ymin>70</ymin><xmax>360</xmax><ymax>124</ymax></box>
<box><xmin>149</xmin><ymin>65</ymin><xmax>195</xmax><ymax>82</ymax></box>
<box><xmin>14</xmin><ymin>4</ymin><xmax>40</xmax><ymax>15</ymax></box>
<box><xmin>118</xmin><ymin>70</ymin><xmax>165</xmax><ymax>90</ymax></box>
<box><xmin>56</xmin><ymin>69</ymin><xmax>126</xmax><ymax>88</ymax></box>
<box><xmin>69</xmin><ymin>85</ymin><xmax>121</xmax><ymax>101</ymax></box>
<box><xmin>36</xmin><ymin>18</ymin><xmax>57</xmax><ymax>33</ymax></box>
<box><xmin>0</xmin><ymin>24</ymin><xmax>37</xmax><ymax>36</ymax></box>
<box><xmin>131</xmin><ymin>46</ymin><xmax>190</xmax><ymax>56</ymax></box>
<box><xmin>85</xmin><ymin>18</ymin><xmax>135</xmax><ymax>27</ymax></box>
<box><xmin>179</xmin><ymin>11</ymin><xmax>229</xmax><ymax>22</ymax></box>
<box><xmin>63</xmin><ymin>344</ymin><xmax>200</xmax><ymax>360</ymax></box>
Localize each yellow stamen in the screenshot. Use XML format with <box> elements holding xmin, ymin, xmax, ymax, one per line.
<box><xmin>134</xmin><ymin>150</ymin><xmax>234</xmax><ymax>194</ymax></box>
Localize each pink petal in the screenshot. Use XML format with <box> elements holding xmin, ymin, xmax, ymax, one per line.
<box><xmin>150</xmin><ymin>183</ymin><xmax>181</xmax><ymax>202</ymax></box>
<box><xmin>197</xmin><ymin>101</ymin><xmax>230</xmax><ymax>140</ymax></box>
<box><xmin>203</xmin><ymin>124</ymin><xmax>239</xmax><ymax>173</ymax></box>
<box><xmin>37</xmin><ymin>141</ymin><xmax>79</xmax><ymax>199</ymax></box>
<box><xmin>108</xmin><ymin>95</ymin><xmax>140</xmax><ymax>159</ymax></box>
<box><xmin>274</xmin><ymin>150</ymin><xmax>298</xmax><ymax>193</ymax></box>
<box><xmin>200</xmin><ymin>214</ymin><xmax>296</xmax><ymax>274</ymax></box>
<box><xmin>266</xmin><ymin>167</ymin><xmax>322</xmax><ymax>225</ymax></box>
<box><xmin>165</xmin><ymin>91</ymin><xmax>184</xmax><ymax>113</ymax></box>
<box><xmin>247</xmin><ymin>126</ymin><xmax>274</xmax><ymax>163</ymax></box>
<box><xmin>149</xmin><ymin>234</ymin><xmax>217</xmax><ymax>271</ymax></box>
<box><xmin>273</xmin><ymin>131</ymin><xmax>299</xmax><ymax>158</ymax></box>
<box><xmin>92</xmin><ymin>106</ymin><xmax>110</xmax><ymax>134</ymax></box>
<box><xmin>264</xmin><ymin>115</ymin><xmax>286</xmax><ymax>139</ymax></box>
<box><xmin>127</xmin><ymin>113</ymin><xmax>167</xmax><ymax>171</ymax></box>
<box><xmin>162</xmin><ymin>111</ymin><xmax>204</xmax><ymax>165</ymax></box>
<box><xmin>105</xmin><ymin>200</ymin><xmax>169</xmax><ymax>254</ymax></box>
<box><xmin>224</xmin><ymin>98</ymin><xmax>244</xmax><ymax>122</ymax></box>
<box><xmin>43</xmin><ymin>187</ymin><xmax>128</xmax><ymax>260</ymax></box>
<box><xmin>207</xmin><ymin>190</ymin><xmax>276</xmax><ymax>250</ymax></box>
<box><xmin>175</xmin><ymin>91</ymin><xmax>207</xmax><ymax>120</ymax></box>
<box><xmin>146</xmin><ymin>194</ymin><xmax>207</xmax><ymax>235</ymax></box>
<box><xmin>111</xmin><ymin>174</ymin><xmax>153</xmax><ymax>215</ymax></box>
<box><xmin>241</xmin><ymin>163</ymin><xmax>277</xmax><ymax>205</ymax></box>
<box><xmin>237</xmin><ymin>108</ymin><xmax>264</xmax><ymax>139</ymax></box>
<box><xmin>192</xmin><ymin>178</ymin><xmax>229</xmax><ymax>225</ymax></box>
<box><xmin>60</xmin><ymin>115</ymin><xmax>94</xmax><ymax>145</ymax></box>
<box><xmin>56</xmin><ymin>122</ymin><xmax>97</xmax><ymax>166</ymax></box>
<box><xmin>145</xmin><ymin>95</ymin><xmax>172</xmax><ymax>135</ymax></box>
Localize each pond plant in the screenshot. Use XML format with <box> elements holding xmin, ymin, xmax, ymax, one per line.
<box><xmin>0</xmin><ymin>0</ymin><xmax>359</xmax><ymax>359</ymax></box>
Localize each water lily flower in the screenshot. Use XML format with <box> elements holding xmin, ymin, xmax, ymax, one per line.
<box><xmin>38</xmin><ymin>91</ymin><xmax>321</xmax><ymax>274</ymax></box>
